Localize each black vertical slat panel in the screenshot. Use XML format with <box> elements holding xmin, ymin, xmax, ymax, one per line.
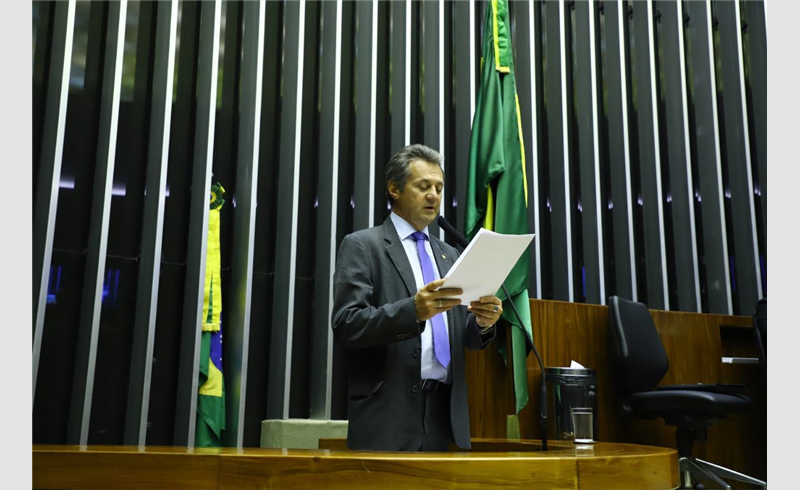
<box><xmin>224</xmin><ymin>0</ymin><xmax>265</xmax><ymax>447</ymax></box>
<box><xmin>713</xmin><ymin>0</ymin><xmax>762</xmax><ymax>313</ymax></box>
<box><xmin>544</xmin><ymin>1</ymin><xmax>571</xmax><ymax>301</ymax></box>
<box><xmin>533</xmin><ymin>1</ymin><xmax>548</xmax><ymax>299</ymax></box>
<box><xmin>564</xmin><ymin>0</ymin><xmax>583</xmax><ymax>304</ymax></box>
<box><xmin>146</xmin><ymin>0</ymin><xmax>199</xmax><ymax>446</ymax></box>
<box><xmin>657</xmin><ymin>0</ymin><xmax>701</xmax><ymax>312</ymax></box>
<box><xmin>740</xmin><ymin>0</ymin><xmax>766</xmax><ymax>291</ymax></box>
<box><xmin>628</xmin><ymin>0</ymin><xmax>669</xmax><ymax>309</ymax></box>
<box><xmin>33</xmin><ymin>1</ymin><xmax>53</xmax><ymax>211</ymax></box>
<box><xmin>124</xmin><ymin>0</ymin><xmax>178</xmax><ymax>447</ymax></box>
<box><xmin>443</xmin><ymin>1</ymin><xmax>456</xmax><ymax>235</ymax></box>
<box><xmin>330</xmin><ymin>0</ymin><xmax>356</xmax><ymax>422</ymax></box>
<box><xmin>33</xmin><ymin>0</ymin><xmax>75</xmax><ymax>404</ymax></box>
<box><xmin>212</xmin><ymin>0</ymin><xmax>243</xmax><ymax>441</ymax></box>
<box><xmin>574</xmin><ymin>0</ymin><xmax>605</xmax><ymax>305</ymax></box>
<box><xmin>288</xmin><ymin>0</ymin><xmax>320</xmax><ymax>420</ymax></box>
<box><xmin>374</xmin><ymin>2</ymin><xmax>391</xmax><ymax>224</ymax></box>
<box><xmin>310</xmin><ymin>0</ymin><xmax>342</xmax><ymax>421</ymax></box>
<box><xmin>599</xmin><ymin>0</ymin><xmax>637</xmax><ymax>302</ymax></box>
<box><xmin>513</xmin><ymin>0</ymin><xmax>541</xmax><ymax>299</ymax></box>
<box><xmin>266</xmin><ymin>0</ymin><xmax>306</xmax><ymax>421</ymax></box>
<box><xmin>683</xmin><ymin>0</ymin><xmax>732</xmax><ymax>314</ymax></box>
<box><xmin>422</xmin><ymin>0</ymin><xmax>442</xmax><ymax>239</ymax></box>
<box><xmin>174</xmin><ymin>0</ymin><xmax>221</xmax><ymax>447</ymax></box>
<box><xmin>68</xmin><ymin>0</ymin><xmax>127</xmax><ymax>446</ymax></box>
<box><xmin>390</xmin><ymin>0</ymin><xmax>410</xmax><ymax>156</ymax></box>
<box><xmin>244</xmin><ymin>0</ymin><xmax>283</xmax><ymax>445</ymax></box>
<box><xmin>453</xmin><ymin>0</ymin><xmax>473</xmax><ymax>244</ymax></box>
<box><xmin>353</xmin><ymin>0</ymin><xmax>376</xmax><ymax>231</ymax></box>
<box><xmin>411</xmin><ymin>1</ymin><xmax>423</xmax><ymax>153</ymax></box>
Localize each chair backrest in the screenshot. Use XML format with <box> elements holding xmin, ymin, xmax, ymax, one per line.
<box><xmin>607</xmin><ymin>296</ymin><xmax>669</xmax><ymax>395</ymax></box>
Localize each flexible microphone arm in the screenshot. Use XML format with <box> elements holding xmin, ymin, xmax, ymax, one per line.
<box><xmin>437</xmin><ymin>216</ymin><xmax>548</xmax><ymax>451</ymax></box>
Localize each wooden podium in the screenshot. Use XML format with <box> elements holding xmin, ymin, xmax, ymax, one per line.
<box><xmin>33</xmin><ymin>440</ymin><xmax>678</xmax><ymax>489</ymax></box>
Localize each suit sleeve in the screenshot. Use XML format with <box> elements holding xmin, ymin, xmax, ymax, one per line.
<box><xmin>332</xmin><ymin>234</ymin><xmax>422</xmax><ymax>349</ymax></box>
<box><xmin>464</xmin><ymin>312</ymin><xmax>496</xmax><ymax>350</ymax></box>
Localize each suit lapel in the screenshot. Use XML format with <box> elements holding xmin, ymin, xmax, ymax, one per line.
<box><xmin>429</xmin><ymin>238</ymin><xmax>453</xmax><ymax>280</ymax></box>
<box><xmin>383</xmin><ymin>217</ymin><xmax>417</xmax><ymax>297</ymax></box>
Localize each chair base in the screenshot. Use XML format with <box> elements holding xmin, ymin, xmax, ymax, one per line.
<box><xmin>679</xmin><ymin>457</ymin><xmax>766</xmax><ymax>489</ymax></box>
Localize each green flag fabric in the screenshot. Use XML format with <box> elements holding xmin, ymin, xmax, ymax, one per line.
<box><xmin>196</xmin><ymin>183</ymin><xmax>226</xmax><ymax>447</ymax></box>
<box><xmin>465</xmin><ymin>0</ymin><xmax>534</xmax><ymax>415</ymax></box>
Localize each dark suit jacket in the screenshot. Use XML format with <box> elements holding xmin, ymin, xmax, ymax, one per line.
<box><xmin>332</xmin><ymin>216</ymin><xmax>495</xmax><ymax>451</ymax></box>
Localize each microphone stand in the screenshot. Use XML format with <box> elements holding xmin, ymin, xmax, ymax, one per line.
<box><xmin>437</xmin><ymin>216</ymin><xmax>548</xmax><ymax>451</ymax></box>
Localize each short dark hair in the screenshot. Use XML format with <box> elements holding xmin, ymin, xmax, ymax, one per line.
<box><xmin>385</xmin><ymin>144</ymin><xmax>444</xmax><ymax>204</ymax></box>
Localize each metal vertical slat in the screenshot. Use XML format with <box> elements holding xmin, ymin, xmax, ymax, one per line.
<box><xmin>528</xmin><ymin>2</ymin><xmax>543</xmax><ymax>299</ymax></box>
<box><xmin>714</xmin><ymin>1</ymin><xmax>762</xmax><ymax>310</ymax></box>
<box><xmin>369</xmin><ymin>0</ymin><xmax>385</xmax><ymax>222</ymax></box>
<box><xmin>618</xmin><ymin>0</ymin><xmax>638</xmax><ymax>303</ymax></box>
<box><xmin>406</xmin><ymin>0</ymin><xmax>412</xmax><ymax>146</ymax></box>
<box><xmin>353</xmin><ymin>0</ymin><xmax>376</xmax><ymax>232</ymax></box>
<box><xmin>629</xmin><ymin>0</ymin><xmax>669</xmax><ymax>309</ymax></box>
<box><xmin>660</xmin><ymin>0</ymin><xmax>701</xmax><ymax>312</ymax></box>
<box><xmin>267</xmin><ymin>0</ymin><xmax>306</xmax><ymax>421</ymax></box>
<box><xmin>575</xmin><ymin>0</ymin><xmax>606</xmax><ymax>305</ymax></box>
<box><xmin>66</xmin><ymin>0</ymin><xmax>127</xmax><ymax>446</ymax></box>
<box><xmin>174</xmin><ymin>0</ymin><xmax>222</xmax><ymax>447</ymax></box>
<box><xmin>310</xmin><ymin>0</ymin><xmax>343</xmax><ymax>421</ymax></box>
<box><xmin>223</xmin><ymin>0</ymin><xmax>265</xmax><ymax>448</ymax></box>
<box><xmin>124</xmin><ymin>0</ymin><xmax>179</xmax><ymax>447</ymax></box>
<box><xmin>601</xmin><ymin>0</ymin><xmax>638</xmax><ymax>301</ymax></box>
<box><xmin>438</xmin><ymin>0</ymin><xmax>445</xmax><ymax>241</ymax></box>
<box><xmin>683</xmin><ymin>0</ymin><xmax>732</xmax><ymax>314</ymax></box>
<box><xmin>589</xmin><ymin>0</ymin><xmax>606</xmax><ymax>305</ymax></box>
<box><xmin>32</xmin><ymin>0</ymin><xmax>75</xmax><ymax>404</ymax></box>
<box><xmin>559</xmin><ymin>0</ymin><xmax>574</xmax><ymax>302</ymax></box>
<box><xmin>527</xmin><ymin>0</ymin><xmax>543</xmax><ymax>300</ymax></box>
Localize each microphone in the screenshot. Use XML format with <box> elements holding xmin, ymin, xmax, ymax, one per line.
<box><xmin>437</xmin><ymin>216</ymin><xmax>548</xmax><ymax>451</ymax></box>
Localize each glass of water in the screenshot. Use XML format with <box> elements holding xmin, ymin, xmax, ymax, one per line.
<box><xmin>571</xmin><ymin>407</ymin><xmax>594</xmax><ymax>444</ymax></box>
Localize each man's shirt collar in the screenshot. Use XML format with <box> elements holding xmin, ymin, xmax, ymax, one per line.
<box><xmin>390</xmin><ymin>211</ymin><xmax>430</xmax><ymax>241</ymax></box>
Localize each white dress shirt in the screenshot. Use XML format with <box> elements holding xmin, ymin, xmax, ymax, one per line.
<box><xmin>390</xmin><ymin>212</ymin><xmax>451</xmax><ymax>384</ymax></box>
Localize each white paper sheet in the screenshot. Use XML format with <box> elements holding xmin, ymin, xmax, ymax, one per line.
<box><xmin>442</xmin><ymin>228</ymin><xmax>535</xmax><ymax>305</ymax></box>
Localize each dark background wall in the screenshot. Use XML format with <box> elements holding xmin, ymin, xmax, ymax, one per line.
<box><xmin>32</xmin><ymin>0</ymin><xmax>766</xmax><ymax>448</ymax></box>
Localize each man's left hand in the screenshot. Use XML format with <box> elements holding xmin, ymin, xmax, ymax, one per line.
<box><xmin>468</xmin><ymin>296</ymin><xmax>503</xmax><ymax>329</ymax></box>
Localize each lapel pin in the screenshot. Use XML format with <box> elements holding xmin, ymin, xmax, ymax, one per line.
<box><xmin>442</xmin><ymin>254</ymin><xmax>446</xmax><ymax>260</ymax></box>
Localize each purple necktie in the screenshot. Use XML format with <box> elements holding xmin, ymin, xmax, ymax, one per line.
<box><xmin>411</xmin><ymin>231</ymin><xmax>450</xmax><ymax>370</ymax></box>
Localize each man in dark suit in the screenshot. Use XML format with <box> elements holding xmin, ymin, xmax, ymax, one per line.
<box><xmin>332</xmin><ymin>144</ymin><xmax>502</xmax><ymax>451</ymax></box>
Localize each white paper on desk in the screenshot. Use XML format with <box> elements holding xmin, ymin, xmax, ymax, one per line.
<box><xmin>442</xmin><ymin>228</ymin><xmax>535</xmax><ymax>305</ymax></box>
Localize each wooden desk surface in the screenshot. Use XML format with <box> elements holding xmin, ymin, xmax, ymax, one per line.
<box><xmin>33</xmin><ymin>440</ymin><xmax>678</xmax><ymax>490</ymax></box>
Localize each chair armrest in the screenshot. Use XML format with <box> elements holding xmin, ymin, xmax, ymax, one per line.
<box><xmin>656</xmin><ymin>383</ymin><xmax>751</xmax><ymax>396</ymax></box>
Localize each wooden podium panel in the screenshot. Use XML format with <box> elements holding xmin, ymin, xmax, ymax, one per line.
<box><xmin>465</xmin><ymin>299</ymin><xmax>766</xmax><ymax>482</ymax></box>
<box><xmin>34</xmin><ymin>441</ymin><xmax>678</xmax><ymax>490</ymax></box>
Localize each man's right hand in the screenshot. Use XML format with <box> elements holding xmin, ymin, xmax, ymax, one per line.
<box><xmin>414</xmin><ymin>278</ymin><xmax>463</xmax><ymax>322</ymax></box>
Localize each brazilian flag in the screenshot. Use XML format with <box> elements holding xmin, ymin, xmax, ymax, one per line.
<box><xmin>196</xmin><ymin>183</ymin><xmax>226</xmax><ymax>447</ymax></box>
<box><xmin>465</xmin><ymin>0</ymin><xmax>534</xmax><ymax>415</ymax></box>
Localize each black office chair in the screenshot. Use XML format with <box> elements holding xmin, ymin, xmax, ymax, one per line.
<box><xmin>607</xmin><ymin>296</ymin><xmax>766</xmax><ymax>490</ymax></box>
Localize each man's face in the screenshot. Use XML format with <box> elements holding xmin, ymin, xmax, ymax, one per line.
<box><xmin>389</xmin><ymin>159</ymin><xmax>444</xmax><ymax>232</ymax></box>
